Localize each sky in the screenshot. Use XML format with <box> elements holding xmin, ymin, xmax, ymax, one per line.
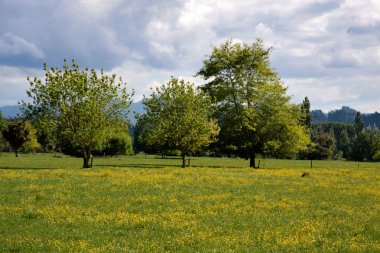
<box><xmin>0</xmin><ymin>0</ymin><xmax>379</xmax><ymax>112</ymax></box>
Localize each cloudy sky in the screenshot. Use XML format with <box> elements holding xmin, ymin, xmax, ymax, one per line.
<box><xmin>0</xmin><ymin>0</ymin><xmax>379</xmax><ymax>112</ymax></box>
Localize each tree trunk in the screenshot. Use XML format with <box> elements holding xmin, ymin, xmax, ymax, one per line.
<box><xmin>15</xmin><ymin>149</ymin><xmax>19</xmax><ymax>157</ymax></box>
<box><xmin>182</xmin><ymin>154</ymin><xmax>186</xmax><ymax>168</ymax></box>
<box><xmin>83</xmin><ymin>147</ymin><xmax>92</xmax><ymax>168</ymax></box>
<box><xmin>249</xmin><ymin>152</ymin><xmax>257</xmax><ymax>168</ymax></box>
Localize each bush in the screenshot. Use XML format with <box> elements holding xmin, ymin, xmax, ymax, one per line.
<box><xmin>373</xmin><ymin>151</ymin><xmax>380</xmax><ymax>161</ymax></box>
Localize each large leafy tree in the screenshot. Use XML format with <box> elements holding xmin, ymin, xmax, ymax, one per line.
<box><xmin>22</xmin><ymin>60</ymin><xmax>132</xmax><ymax>168</ymax></box>
<box><xmin>2</xmin><ymin>121</ymin><xmax>38</xmax><ymax>157</ymax></box>
<box><xmin>139</xmin><ymin>78</ymin><xmax>219</xmax><ymax>168</ymax></box>
<box><xmin>0</xmin><ymin>111</ymin><xmax>9</xmax><ymax>152</ymax></box>
<box><xmin>197</xmin><ymin>39</ymin><xmax>309</xmax><ymax>167</ymax></box>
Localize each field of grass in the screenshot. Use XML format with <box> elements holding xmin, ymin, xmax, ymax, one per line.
<box><xmin>0</xmin><ymin>154</ymin><xmax>379</xmax><ymax>252</ymax></box>
<box><xmin>1</xmin><ymin>152</ymin><xmax>380</xmax><ymax>170</ymax></box>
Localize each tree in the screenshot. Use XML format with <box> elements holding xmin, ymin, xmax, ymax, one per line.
<box><xmin>300</xmin><ymin>97</ymin><xmax>311</xmax><ymax>130</ymax></box>
<box><xmin>33</xmin><ymin>117</ymin><xmax>57</xmax><ymax>152</ymax></box>
<box><xmin>197</xmin><ymin>39</ymin><xmax>309</xmax><ymax>167</ymax></box>
<box><xmin>135</xmin><ymin>113</ymin><xmax>173</xmax><ymax>156</ymax></box>
<box><xmin>0</xmin><ymin>111</ymin><xmax>9</xmax><ymax>152</ymax></box>
<box><xmin>349</xmin><ymin>127</ymin><xmax>380</xmax><ymax>161</ymax></box>
<box><xmin>310</xmin><ymin>122</ymin><xmax>356</xmax><ymax>159</ymax></box>
<box><xmin>139</xmin><ymin>78</ymin><xmax>219</xmax><ymax>168</ymax></box>
<box><xmin>0</xmin><ymin>111</ymin><xmax>6</xmax><ymax>130</ymax></box>
<box><xmin>2</xmin><ymin>121</ymin><xmax>38</xmax><ymax>157</ymax></box>
<box><xmin>337</xmin><ymin>128</ymin><xmax>350</xmax><ymax>158</ymax></box>
<box><xmin>354</xmin><ymin>111</ymin><xmax>365</xmax><ymax>136</ymax></box>
<box><xmin>97</xmin><ymin>121</ymin><xmax>133</xmax><ymax>156</ymax></box>
<box><xmin>373</xmin><ymin>150</ymin><xmax>380</xmax><ymax>161</ymax></box>
<box><xmin>22</xmin><ymin>59</ymin><xmax>132</xmax><ymax>168</ymax></box>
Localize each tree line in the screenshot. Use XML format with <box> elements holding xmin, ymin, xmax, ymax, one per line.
<box><xmin>1</xmin><ymin>39</ymin><xmax>379</xmax><ymax>168</ymax></box>
<box><xmin>299</xmin><ymin>112</ymin><xmax>380</xmax><ymax>161</ymax></box>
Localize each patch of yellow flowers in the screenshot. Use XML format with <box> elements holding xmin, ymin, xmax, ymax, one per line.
<box><xmin>0</xmin><ymin>166</ymin><xmax>379</xmax><ymax>252</ymax></box>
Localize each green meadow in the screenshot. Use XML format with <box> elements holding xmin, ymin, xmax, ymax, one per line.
<box><xmin>0</xmin><ymin>154</ymin><xmax>379</xmax><ymax>252</ymax></box>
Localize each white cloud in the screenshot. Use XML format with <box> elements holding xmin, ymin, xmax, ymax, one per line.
<box><xmin>107</xmin><ymin>61</ymin><xmax>173</xmax><ymax>101</ymax></box>
<box><xmin>74</xmin><ymin>0</ymin><xmax>122</xmax><ymax>20</ymax></box>
<box><xmin>0</xmin><ymin>65</ymin><xmax>43</xmax><ymax>106</ymax></box>
<box><xmin>285</xmin><ymin>75</ymin><xmax>380</xmax><ymax>112</ymax></box>
<box><xmin>0</xmin><ymin>33</ymin><xmax>44</xmax><ymax>58</ymax></box>
<box><xmin>149</xmin><ymin>42</ymin><xmax>176</xmax><ymax>56</ymax></box>
<box><xmin>0</xmin><ymin>0</ymin><xmax>380</xmax><ymax>112</ymax></box>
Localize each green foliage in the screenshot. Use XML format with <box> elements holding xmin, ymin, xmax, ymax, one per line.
<box><xmin>197</xmin><ymin>39</ymin><xmax>309</xmax><ymax>167</ymax></box>
<box><xmin>349</xmin><ymin>127</ymin><xmax>380</xmax><ymax>161</ymax></box>
<box><xmin>32</xmin><ymin>117</ymin><xmax>57</xmax><ymax>152</ymax></box>
<box><xmin>22</xmin><ymin>59</ymin><xmax>132</xmax><ymax>168</ymax></box>
<box><xmin>139</xmin><ymin>78</ymin><xmax>219</xmax><ymax>168</ymax></box>
<box><xmin>337</xmin><ymin>128</ymin><xmax>350</xmax><ymax>157</ymax></box>
<box><xmin>355</xmin><ymin>111</ymin><xmax>365</xmax><ymax>136</ymax></box>
<box><xmin>372</xmin><ymin>150</ymin><xmax>380</xmax><ymax>161</ymax></box>
<box><xmin>363</xmin><ymin>111</ymin><xmax>380</xmax><ymax>127</ymax></box>
<box><xmin>300</xmin><ymin>131</ymin><xmax>335</xmax><ymax>160</ymax></box>
<box><xmin>300</xmin><ymin>97</ymin><xmax>311</xmax><ymax>129</ymax></box>
<box><xmin>98</xmin><ymin>123</ymin><xmax>133</xmax><ymax>156</ymax></box>
<box><xmin>0</xmin><ymin>111</ymin><xmax>9</xmax><ymax>152</ymax></box>
<box><xmin>0</xmin><ymin>111</ymin><xmax>6</xmax><ymax>131</ymax></box>
<box><xmin>2</xmin><ymin>121</ymin><xmax>39</xmax><ymax>157</ymax></box>
<box><xmin>101</xmin><ymin>136</ymin><xmax>132</xmax><ymax>156</ymax></box>
<box><xmin>305</xmin><ymin>122</ymin><xmax>356</xmax><ymax>160</ymax></box>
<box><xmin>312</xmin><ymin>122</ymin><xmax>356</xmax><ymax>139</ymax></box>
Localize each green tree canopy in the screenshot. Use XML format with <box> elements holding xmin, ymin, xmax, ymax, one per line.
<box><xmin>355</xmin><ymin>111</ymin><xmax>365</xmax><ymax>136</ymax></box>
<box><xmin>301</xmin><ymin>97</ymin><xmax>311</xmax><ymax>130</ymax></box>
<box><xmin>0</xmin><ymin>111</ymin><xmax>6</xmax><ymax>131</ymax></box>
<box><xmin>22</xmin><ymin>59</ymin><xmax>133</xmax><ymax>168</ymax></box>
<box><xmin>197</xmin><ymin>39</ymin><xmax>310</xmax><ymax>167</ymax></box>
<box><xmin>349</xmin><ymin>127</ymin><xmax>380</xmax><ymax>161</ymax></box>
<box><xmin>138</xmin><ymin>78</ymin><xmax>219</xmax><ymax>168</ymax></box>
<box><xmin>2</xmin><ymin>121</ymin><xmax>38</xmax><ymax>157</ymax></box>
<box><xmin>0</xmin><ymin>111</ymin><xmax>8</xmax><ymax>152</ymax></box>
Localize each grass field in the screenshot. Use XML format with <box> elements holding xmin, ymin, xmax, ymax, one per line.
<box><xmin>1</xmin><ymin>152</ymin><xmax>380</xmax><ymax>170</ymax></box>
<box><xmin>0</xmin><ymin>154</ymin><xmax>379</xmax><ymax>252</ymax></box>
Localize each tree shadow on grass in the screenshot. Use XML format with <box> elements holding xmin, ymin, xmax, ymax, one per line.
<box><xmin>0</xmin><ymin>166</ymin><xmax>81</xmax><ymax>170</ymax></box>
<box><xmin>93</xmin><ymin>163</ymin><xmax>246</xmax><ymax>169</ymax></box>
<box><xmin>93</xmin><ymin>163</ymin><xmax>181</xmax><ymax>169</ymax></box>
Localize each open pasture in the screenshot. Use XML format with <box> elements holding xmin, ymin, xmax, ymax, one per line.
<box><xmin>1</xmin><ymin>152</ymin><xmax>380</xmax><ymax>170</ymax></box>
<box><xmin>0</xmin><ymin>154</ymin><xmax>379</xmax><ymax>252</ymax></box>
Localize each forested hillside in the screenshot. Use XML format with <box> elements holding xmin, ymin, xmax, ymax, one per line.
<box><xmin>312</xmin><ymin>106</ymin><xmax>380</xmax><ymax>127</ymax></box>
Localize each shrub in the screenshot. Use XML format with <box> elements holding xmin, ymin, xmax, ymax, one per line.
<box><xmin>373</xmin><ymin>151</ymin><xmax>380</xmax><ymax>161</ymax></box>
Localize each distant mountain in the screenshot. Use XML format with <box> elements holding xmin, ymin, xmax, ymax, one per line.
<box><xmin>312</xmin><ymin>106</ymin><xmax>380</xmax><ymax>127</ymax></box>
<box><xmin>129</xmin><ymin>100</ymin><xmax>145</xmax><ymax>124</ymax></box>
<box><xmin>0</xmin><ymin>105</ymin><xmax>21</xmax><ymax>119</ymax></box>
<box><xmin>0</xmin><ymin>101</ymin><xmax>146</xmax><ymax>123</ymax></box>
<box><xmin>2</xmin><ymin>103</ymin><xmax>378</xmax><ymax>127</ymax></box>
